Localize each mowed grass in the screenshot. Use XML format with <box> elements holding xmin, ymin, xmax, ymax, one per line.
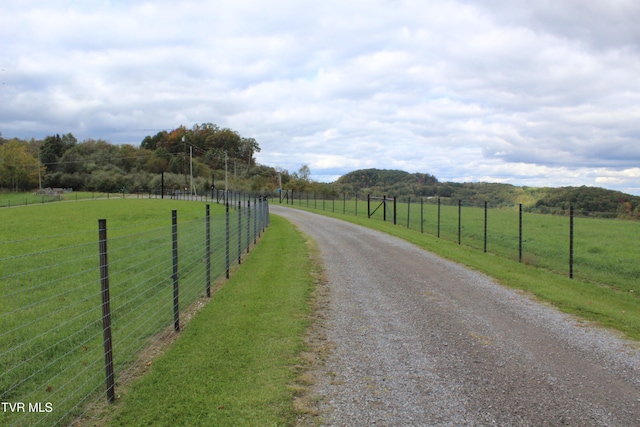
<box><xmin>103</xmin><ymin>215</ymin><xmax>314</xmax><ymax>427</ymax></box>
<box><xmin>280</xmin><ymin>200</ymin><xmax>640</xmax><ymax>341</ymax></box>
<box><xmin>0</xmin><ymin>191</ymin><xmax>60</xmax><ymax>208</ymax></box>
<box><xmin>0</xmin><ymin>190</ymin><xmax>125</xmax><ymax>207</ymax></box>
<box><xmin>0</xmin><ymin>197</ymin><xmax>222</xmax><ymax>244</ymax></box>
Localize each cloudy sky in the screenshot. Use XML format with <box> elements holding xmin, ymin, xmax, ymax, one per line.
<box><xmin>1</xmin><ymin>0</ymin><xmax>639</xmax><ymax>194</ymax></box>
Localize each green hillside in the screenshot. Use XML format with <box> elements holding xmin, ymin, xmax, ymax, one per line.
<box><xmin>331</xmin><ymin>168</ymin><xmax>640</xmax><ymax>218</ymax></box>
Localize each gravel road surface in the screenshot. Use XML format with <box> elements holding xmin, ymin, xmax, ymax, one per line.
<box><xmin>271</xmin><ymin>205</ymin><xmax>640</xmax><ymax>426</ymax></box>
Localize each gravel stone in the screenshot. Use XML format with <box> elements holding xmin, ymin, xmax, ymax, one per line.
<box><xmin>272</xmin><ymin>206</ymin><xmax>640</xmax><ymax>427</ymax></box>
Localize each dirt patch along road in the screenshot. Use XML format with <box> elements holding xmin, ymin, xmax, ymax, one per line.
<box><xmin>271</xmin><ymin>206</ymin><xmax>640</xmax><ymax>426</ymax></box>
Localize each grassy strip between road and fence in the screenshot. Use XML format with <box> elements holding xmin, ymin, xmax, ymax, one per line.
<box><xmin>277</xmin><ymin>204</ymin><xmax>640</xmax><ymax>342</ymax></box>
<box><xmin>101</xmin><ymin>214</ymin><xmax>316</xmax><ymax>427</ymax></box>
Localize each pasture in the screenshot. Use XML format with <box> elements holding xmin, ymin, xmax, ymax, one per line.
<box><xmin>284</xmin><ymin>196</ymin><xmax>640</xmax><ymax>293</ymax></box>
<box><xmin>1</xmin><ymin>197</ymin><xmax>267</xmax><ymax>426</ymax></box>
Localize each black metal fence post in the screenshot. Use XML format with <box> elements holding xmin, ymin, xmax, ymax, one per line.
<box><xmin>458</xmin><ymin>200</ymin><xmax>462</xmax><ymax>245</ymax></box>
<box><xmin>570</xmin><ymin>205</ymin><xmax>574</xmax><ymax>278</ymax></box>
<box><xmin>237</xmin><ymin>201</ymin><xmax>242</xmax><ymax>265</ymax></box>
<box><xmin>206</xmin><ymin>205</ymin><xmax>211</xmax><ymax>298</ymax></box>
<box><xmin>256</xmin><ymin>197</ymin><xmax>261</xmax><ymax>237</ymax></box>
<box><xmin>383</xmin><ymin>195</ymin><xmax>387</xmax><ymax>222</ymax></box>
<box><xmin>258</xmin><ymin>197</ymin><xmax>263</xmax><ymax>237</ymax></box>
<box><xmin>98</xmin><ymin>219</ymin><xmax>115</xmax><ymax>404</ymax></box>
<box><xmin>172</xmin><ymin>210</ymin><xmax>180</xmax><ymax>332</ymax></box>
<box><xmin>247</xmin><ymin>199</ymin><xmax>251</xmax><ymax>254</ymax></box>
<box><xmin>264</xmin><ymin>197</ymin><xmax>269</xmax><ymax>230</ymax></box>
<box><xmin>394</xmin><ymin>196</ymin><xmax>397</xmax><ymax>225</ymax></box>
<box><xmin>437</xmin><ymin>197</ymin><xmax>441</xmax><ymax>238</ymax></box>
<box><xmin>367</xmin><ymin>194</ymin><xmax>371</xmax><ymax>218</ymax></box>
<box><xmin>420</xmin><ymin>198</ymin><xmax>424</xmax><ymax>233</ymax></box>
<box><xmin>225</xmin><ymin>202</ymin><xmax>230</xmax><ymax>279</ymax></box>
<box><xmin>519</xmin><ymin>204</ymin><xmax>523</xmax><ymax>263</ymax></box>
<box><xmin>254</xmin><ymin>197</ymin><xmax>258</xmax><ymax>245</ymax></box>
<box><xmin>484</xmin><ymin>201</ymin><xmax>488</xmax><ymax>253</ymax></box>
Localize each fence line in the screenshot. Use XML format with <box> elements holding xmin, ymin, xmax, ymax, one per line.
<box><xmin>0</xmin><ymin>197</ymin><xmax>270</xmax><ymax>427</ymax></box>
<box><xmin>0</xmin><ymin>189</ymin><xmax>263</xmax><ymax>210</ymax></box>
<box><xmin>277</xmin><ymin>191</ymin><xmax>638</xmax><ymax>293</ymax></box>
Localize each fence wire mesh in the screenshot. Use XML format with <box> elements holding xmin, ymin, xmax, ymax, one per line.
<box><xmin>278</xmin><ymin>192</ymin><xmax>638</xmax><ymax>292</ymax></box>
<box><xmin>1</xmin><ymin>197</ymin><xmax>269</xmax><ymax>427</ymax></box>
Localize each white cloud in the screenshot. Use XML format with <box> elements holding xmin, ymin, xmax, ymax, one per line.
<box><xmin>1</xmin><ymin>0</ymin><xmax>639</xmax><ymax>195</ymax></box>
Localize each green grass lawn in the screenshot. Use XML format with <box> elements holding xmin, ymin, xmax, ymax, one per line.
<box><xmin>0</xmin><ymin>191</ymin><xmax>60</xmax><ymax>207</ymax></box>
<box><xmin>1</xmin><ymin>198</ymin><xmax>264</xmax><ymax>427</ymax></box>
<box><xmin>102</xmin><ymin>215</ymin><xmax>315</xmax><ymax>427</ymax></box>
<box><xmin>278</xmin><ymin>201</ymin><xmax>640</xmax><ymax>341</ymax></box>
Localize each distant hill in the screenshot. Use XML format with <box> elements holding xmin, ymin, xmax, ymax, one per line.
<box><xmin>333</xmin><ymin>168</ymin><xmax>517</xmax><ymax>203</ymax></box>
<box><xmin>331</xmin><ymin>168</ymin><xmax>640</xmax><ymax>218</ymax></box>
<box><xmin>335</xmin><ymin>169</ymin><xmax>437</xmax><ymax>191</ymax></box>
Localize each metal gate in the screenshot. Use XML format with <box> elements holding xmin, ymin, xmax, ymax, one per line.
<box><xmin>367</xmin><ymin>195</ymin><xmax>396</xmax><ymax>224</ymax></box>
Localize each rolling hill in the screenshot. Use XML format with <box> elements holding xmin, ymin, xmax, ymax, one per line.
<box><xmin>331</xmin><ymin>168</ymin><xmax>640</xmax><ymax>217</ymax></box>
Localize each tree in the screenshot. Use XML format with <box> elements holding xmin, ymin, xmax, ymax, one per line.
<box><xmin>298</xmin><ymin>165</ymin><xmax>311</xmax><ymax>182</ymax></box>
<box><xmin>39</xmin><ymin>133</ymin><xmax>75</xmax><ymax>173</ymax></box>
<box><xmin>139</xmin><ymin>124</ymin><xmax>262</xmax><ymax>175</ymax></box>
<box><xmin>0</xmin><ymin>140</ymin><xmax>41</xmax><ymax>191</ymax></box>
<box><xmin>118</xmin><ymin>144</ymin><xmax>140</xmax><ymax>173</ymax></box>
<box><xmin>146</xmin><ymin>148</ymin><xmax>170</xmax><ymax>173</ymax></box>
<box><xmin>141</xmin><ymin>130</ymin><xmax>169</xmax><ymax>151</ymax></box>
<box><xmin>286</xmin><ymin>165</ymin><xmax>312</xmax><ymax>192</ymax></box>
<box><xmin>61</xmin><ymin>133</ymin><xmax>77</xmax><ymax>149</ymax></box>
<box><xmin>239</xmin><ymin>137</ymin><xmax>260</xmax><ymax>166</ymax></box>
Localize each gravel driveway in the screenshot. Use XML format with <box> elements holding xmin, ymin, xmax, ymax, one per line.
<box><xmin>271</xmin><ymin>205</ymin><xmax>640</xmax><ymax>426</ymax></box>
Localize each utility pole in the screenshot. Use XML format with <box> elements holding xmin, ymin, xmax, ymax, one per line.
<box><xmin>37</xmin><ymin>155</ymin><xmax>42</xmax><ymax>191</ymax></box>
<box><xmin>182</xmin><ymin>136</ymin><xmax>187</xmax><ymax>196</ymax></box>
<box><xmin>190</xmin><ymin>145</ymin><xmax>195</xmax><ymax>196</ymax></box>
<box><xmin>224</xmin><ymin>152</ymin><xmax>228</xmax><ymax>199</ymax></box>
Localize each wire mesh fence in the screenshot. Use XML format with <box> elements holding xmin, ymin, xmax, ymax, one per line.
<box><xmin>0</xmin><ymin>188</ymin><xmax>252</xmax><ymax>209</ymax></box>
<box><xmin>0</xmin><ymin>196</ymin><xmax>269</xmax><ymax>427</ymax></box>
<box><xmin>277</xmin><ymin>191</ymin><xmax>639</xmax><ymax>293</ymax></box>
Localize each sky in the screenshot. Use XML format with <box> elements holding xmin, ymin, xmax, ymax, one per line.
<box><xmin>1</xmin><ymin>0</ymin><xmax>639</xmax><ymax>195</ymax></box>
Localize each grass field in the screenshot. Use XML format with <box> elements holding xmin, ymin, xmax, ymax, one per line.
<box><xmin>1</xmin><ymin>198</ymin><xmax>267</xmax><ymax>426</ymax></box>
<box><xmin>284</xmin><ymin>196</ymin><xmax>640</xmax><ymax>293</ymax></box>
<box><xmin>0</xmin><ymin>190</ymin><xmax>225</xmax><ymax>209</ymax></box>
<box><xmin>102</xmin><ymin>215</ymin><xmax>315</xmax><ymax>426</ymax></box>
<box><xmin>0</xmin><ymin>191</ymin><xmax>61</xmax><ymax>207</ymax></box>
<box><xmin>279</xmin><ymin>199</ymin><xmax>640</xmax><ymax>341</ymax></box>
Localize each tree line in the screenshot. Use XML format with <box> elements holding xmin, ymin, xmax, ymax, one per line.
<box><xmin>0</xmin><ymin>125</ymin><xmax>314</xmax><ymax>195</ymax></box>
<box><xmin>2</xmin><ymin>131</ymin><xmax>638</xmax><ymax>218</ymax></box>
